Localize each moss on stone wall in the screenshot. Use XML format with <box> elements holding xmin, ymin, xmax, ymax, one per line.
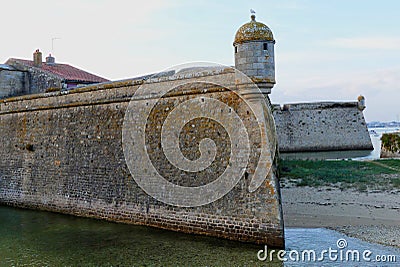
<box><xmin>381</xmin><ymin>133</ymin><xmax>400</xmax><ymax>153</ymax></box>
<box><xmin>45</xmin><ymin>87</ymin><xmax>61</xmax><ymax>93</ymax></box>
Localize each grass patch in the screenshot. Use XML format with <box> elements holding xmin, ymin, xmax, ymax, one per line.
<box><xmin>280</xmin><ymin>159</ymin><xmax>400</xmax><ymax>191</ymax></box>
<box><xmin>377</xmin><ymin>160</ymin><xmax>400</xmax><ymax>169</ymax></box>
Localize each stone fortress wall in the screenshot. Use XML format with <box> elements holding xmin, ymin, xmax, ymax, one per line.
<box><xmin>273</xmin><ymin>102</ymin><xmax>373</xmax><ymax>152</ymax></box>
<box><xmin>0</xmin><ymin>68</ymin><xmax>284</xmax><ymax>247</ymax></box>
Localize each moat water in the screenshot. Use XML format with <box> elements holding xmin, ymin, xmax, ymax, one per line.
<box><xmin>0</xmin><ymin>206</ymin><xmax>398</xmax><ymax>266</ymax></box>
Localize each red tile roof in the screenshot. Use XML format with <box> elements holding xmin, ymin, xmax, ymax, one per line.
<box><xmin>8</xmin><ymin>58</ymin><xmax>109</xmax><ymax>83</ymax></box>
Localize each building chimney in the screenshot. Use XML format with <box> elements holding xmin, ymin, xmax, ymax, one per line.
<box><xmin>46</xmin><ymin>54</ymin><xmax>55</xmax><ymax>65</ymax></box>
<box><xmin>33</xmin><ymin>49</ymin><xmax>42</xmax><ymax>67</ymax></box>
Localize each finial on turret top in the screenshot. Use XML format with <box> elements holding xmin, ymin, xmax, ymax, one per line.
<box><xmin>250</xmin><ymin>9</ymin><xmax>256</xmax><ymax>21</ymax></box>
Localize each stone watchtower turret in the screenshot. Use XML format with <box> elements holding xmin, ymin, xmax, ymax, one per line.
<box><xmin>233</xmin><ymin>13</ymin><xmax>275</xmax><ymax>97</ymax></box>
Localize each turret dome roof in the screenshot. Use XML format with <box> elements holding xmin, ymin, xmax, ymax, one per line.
<box><xmin>234</xmin><ymin>15</ymin><xmax>274</xmax><ymax>44</ymax></box>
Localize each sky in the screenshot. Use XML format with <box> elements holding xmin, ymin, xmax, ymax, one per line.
<box><xmin>1</xmin><ymin>0</ymin><xmax>399</xmax><ymax>122</ymax></box>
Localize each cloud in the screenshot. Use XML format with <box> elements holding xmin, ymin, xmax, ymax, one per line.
<box><xmin>325</xmin><ymin>37</ymin><xmax>400</xmax><ymax>50</ymax></box>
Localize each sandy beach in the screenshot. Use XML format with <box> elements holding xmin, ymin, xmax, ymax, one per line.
<box><xmin>281</xmin><ymin>183</ymin><xmax>400</xmax><ymax>248</ymax></box>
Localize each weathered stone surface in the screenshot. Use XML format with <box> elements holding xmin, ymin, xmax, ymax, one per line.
<box><xmin>234</xmin><ymin>42</ymin><xmax>275</xmax><ymax>82</ymax></box>
<box><xmin>273</xmin><ymin>102</ymin><xmax>373</xmax><ymax>152</ymax></box>
<box><xmin>0</xmin><ymin>69</ymin><xmax>284</xmax><ymax>247</ymax></box>
<box><xmin>6</xmin><ymin>58</ymin><xmax>63</xmax><ymax>94</ymax></box>
<box><xmin>0</xmin><ymin>66</ymin><xmax>29</xmax><ymax>98</ymax></box>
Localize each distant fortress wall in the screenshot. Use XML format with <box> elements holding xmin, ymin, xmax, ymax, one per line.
<box><xmin>0</xmin><ymin>69</ymin><xmax>284</xmax><ymax>247</ymax></box>
<box><xmin>273</xmin><ymin>102</ymin><xmax>373</xmax><ymax>152</ymax></box>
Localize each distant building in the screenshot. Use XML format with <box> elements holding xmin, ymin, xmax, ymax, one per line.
<box><xmin>0</xmin><ymin>49</ymin><xmax>108</xmax><ymax>99</ymax></box>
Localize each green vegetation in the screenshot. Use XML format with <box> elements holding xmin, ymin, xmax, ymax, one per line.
<box><xmin>381</xmin><ymin>133</ymin><xmax>400</xmax><ymax>153</ymax></box>
<box><xmin>280</xmin><ymin>159</ymin><xmax>400</xmax><ymax>191</ymax></box>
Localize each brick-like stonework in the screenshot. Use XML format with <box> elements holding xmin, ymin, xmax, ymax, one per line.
<box><xmin>234</xmin><ymin>42</ymin><xmax>275</xmax><ymax>81</ymax></box>
<box><xmin>234</xmin><ymin>41</ymin><xmax>275</xmax><ymax>95</ymax></box>
<box><xmin>0</xmin><ymin>69</ymin><xmax>284</xmax><ymax>247</ymax></box>
<box><xmin>273</xmin><ymin>102</ymin><xmax>373</xmax><ymax>152</ymax></box>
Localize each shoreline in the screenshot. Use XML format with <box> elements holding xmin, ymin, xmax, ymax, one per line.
<box><xmin>281</xmin><ymin>185</ymin><xmax>400</xmax><ymax>248</ymax></box>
